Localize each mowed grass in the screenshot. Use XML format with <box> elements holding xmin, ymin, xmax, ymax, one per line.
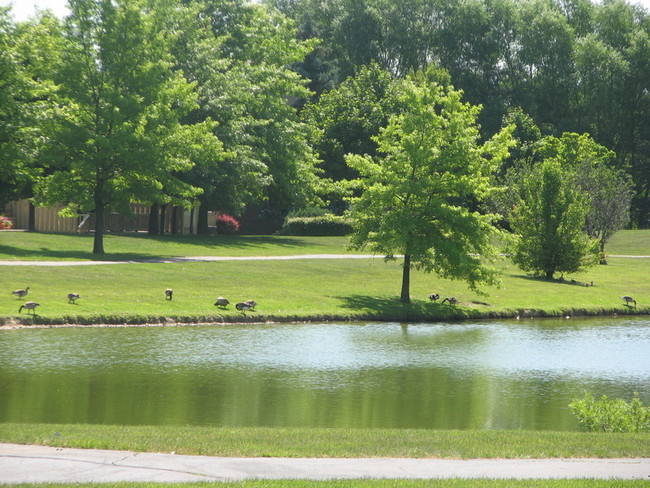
<box><xmin>0</xmin><ymin>231</ymin><xmax>649</xmax><ymax>324</ymax></box>
<box><xmin>1</xmin><ymin>423</ymin><xmax>648</xmax><ymax>458</ymax></box>
<box><xmin>0</xmin><ymin>255</ymin><xmax>648</xmax><ymax>324</ymax></box>
<box><xmin>0</xmin><ymin>232</ymin><xmax>352</xmax><ymax>261</ymax></box>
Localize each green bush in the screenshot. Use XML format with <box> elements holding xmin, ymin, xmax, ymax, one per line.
<box><xmin>286</xmin><ymin>206</ymin><xmax>330</xmax><ymax>218</ymax></box>
<box><xmin>569</xmin><ymin>393</ymin><xmax>650</xmax><ymax>432</ymax></box>
<box><xmin>279</xmin><ymin>215</ymin><xmax>353</xmax><ymax>236</ymax></box>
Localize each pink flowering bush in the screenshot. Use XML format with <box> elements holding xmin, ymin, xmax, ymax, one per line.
<box><xmin>0</xmin><ymin>216</ymin><xmax>13</xmax><ymax>230</ymax></box>
<box><xmin>215</xmin><ymin>213</ymin><xmax>240</xmax><ymax>234</ymax></box>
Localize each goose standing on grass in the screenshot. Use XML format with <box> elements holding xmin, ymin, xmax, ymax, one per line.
<box><xmin>244</xmin><ymin>300</ymin><xmax>257</xmax><ymax>310</ymax></box>
<box><xmin>428</xmin><ymin>293</ymin><xmax>440</xmax><ymax>302</ymax></box>
<box><xmin>215</xmin><ymin>296</ymin><xmax>230</xmax><ymax>308</ymax></box>
<box><xmin>441</xmin><ymin>297</ymin><xmax>458</xmax><ymax>305</ymax></box>
<box><xmin>19</xmin><ymin>301</ymin><xmax>39</xmax><ymax>314</ymax></box>
<box><xmin>12</xmin><ymin>287</ymin><xmax>30</xmax><ymax>299</ymax></box>
<box><xmin>67</xmin><ymin>293</ymin><xmax>80</xmax><ymax>304</ymax></box>
<box><xmin>621</xmin><ymin>296</ymin><xmax>637</xmax><ymax>307</ymax></box>
<box><xmin>235</xmin><ymin>301</ymin><xmax>253</xmax><ymax>313</ymax></box>
<box><xmin>165</xmin><ymin>289</ymin><xmax>173</xmax><ymax>300</ymax></box>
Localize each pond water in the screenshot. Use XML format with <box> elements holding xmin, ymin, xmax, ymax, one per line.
<box><xmin>1</xmin><ymin>317</ymin><xmax>648</xmax><ymax>430</ymax></box>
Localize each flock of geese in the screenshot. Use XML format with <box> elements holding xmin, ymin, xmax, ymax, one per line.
<box><xmin>10</xmin><ymin>286</ymin><xmax>639</xmax><ymax>316</ymax></box>
<box><xmin>10</xmin><ymin>286</ymin><xmax>258</xmax><ymax>316</ymax></box>
<box><xmin>167</xmin><ymin>288</ymin><xmax>257</xmax><ymax>312</ymax></box>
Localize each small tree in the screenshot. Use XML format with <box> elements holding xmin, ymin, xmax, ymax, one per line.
<box><xmin>345</xmin><ymin>68</ymin><xmax>514</xmax><ymax>303</ymax></box>
<box><xmin>510</xmin><ymin>159</ymin><xmax>599</xmax><ymax>279</ymax></box>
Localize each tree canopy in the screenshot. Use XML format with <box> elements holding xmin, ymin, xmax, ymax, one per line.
<box><xmin>35</xmin><ymin>0</ymin><xmax>220</xmax><ymax>253</ymax></box>
<box><xmin>345</xmin><ymin>68</ymin><xmax>515</xmax><ymax>303</ymax></box>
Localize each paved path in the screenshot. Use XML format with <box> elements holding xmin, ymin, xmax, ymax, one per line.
<box><xmin>0</xmin><ymin>444</ymin><xmax>648</xmax><ymax>483</ymax></box>
<box><xmin>0</xmin><ymin>254</ymin><xmax>648</xmax><ymax>267</ymax></box>
<box><xmin>0</xmin><ymin>254</ymin><xmax>381</xmax><ymax>266</ymax></box>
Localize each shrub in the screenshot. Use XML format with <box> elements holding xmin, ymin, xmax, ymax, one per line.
<box><xmin>215</xmin><ymin>213</ymin><xmax>240</xmax><ymax>234</ymax></box>
<box><xmin>280</xmin><ymin>215</ymin><xmax>353</xmax><ymax>236</ymax></box>
<box><xmin>286</xmin><ymin>206</ymin><xmax>329</xmax><ymax>219</ymax></box>
<box><xmin>569</xmin><ymin>393</ymin><xmax>650</xmax><ymax>432</ymax></box>
<box><xmin>0</xmin><ymin>216</ymin><xmax>13</xmax><ymax>230</ymax></box>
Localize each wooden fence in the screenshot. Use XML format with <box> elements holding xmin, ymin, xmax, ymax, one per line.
<box><xmin>3</xmin><ymin>200</ymin><xmax>198</xmax><ymax>234</ymax></box>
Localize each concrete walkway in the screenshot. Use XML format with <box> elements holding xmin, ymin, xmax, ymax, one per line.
<box><xmin>0</xmin><ymin>253</ymin><xmax>647</xmax><ymax>267</ymax></box>
<box><xmin>0</xmin><ymin>444</ymin><xmax>648</xmax><ymax>483</ymax></box>
<box><xmin>0</xmin><ymin>254</ymin><xmax>381</xmax><ymax>266</ymax></box>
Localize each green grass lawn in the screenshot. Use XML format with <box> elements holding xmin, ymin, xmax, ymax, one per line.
<box><xmin>1</xmin><ymin>229</ymin><xmax>648</xmax><ymax>261</ymax></box>
<box><xmin>1</xmin><ymin>424</ymin><xmax>648</xmax><ymax>459</ymax></box>
<box><xmin>1</xmin><ymin>230</ymin><xmax>648</xmax><ymax>324</ymax></box>
<box><xmin>0</xmin><ymin>232</ymin><xmax>352</xmax><ymax>261</ymax></box>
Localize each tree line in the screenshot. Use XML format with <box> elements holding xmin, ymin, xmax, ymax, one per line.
<box><xmin>0</xmin><ymin>0</ymin><xmax>646</xmax><ymax>300</ymax></box>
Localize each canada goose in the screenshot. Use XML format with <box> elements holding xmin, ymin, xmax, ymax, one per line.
<box><xmin>621</xmin><ymin>296</ymin><xmax>637</xmax><ymax>307</ymax></box>
<box><xmin>244</xmin><ymin>300</ymin><xmax>257</xmax><ymax>310</ymax></box>
<box><xmin>67</xmin><ymin>293</ymin><xmax>80</xmax><ymax>304</ymax></box>
<box><xmin>441</xmin><ymin>297</ymin><xmax>458</xmax><ymax>305</ymax></box>
<box><xmin>12</xmin><ymin>287</ymin><xmax>30</xmax><ymax>299</ymax></box>
<box><xmin>214</xmin><ymin>296</ymin><xmax>230</xmax><ymax>308</ymax></box>
<box><xmin>428</xmin><ymin>293</ymin><xmax>440</xmax><ymax>301</ymax></box>
<box><xmin>165</xmin><ymin>289</ymin><xmax>173</xmax><ymax>300</ymax></box>
<box><xmin>235</xmin><ymin>301</ymin><xmax>253</xmax><ymax>313</ymax></box>
<box><xmin>19</xmin><ymin>301</ymin><xmax>39</xmax><ymax>314</ymax></box>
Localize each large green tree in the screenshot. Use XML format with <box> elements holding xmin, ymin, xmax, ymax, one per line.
<box><xmin>539</xmin><ymin>132</ymin><xmax>634</xmax><ymax>255</ymax></box>
<box><xmin>302</xmin><ymin>63</ymin><xmax>403</xmax><ymax>212</ymax></box>
<box><xmin>0</xmin><ymin>8</ymin><xmax>29</xmax><ymax>207</ymax></box>
<box><xmin>345</xmin><ymin>69</ymin><xmax>515</xmax><ymax>303</ymax></box>
<box><xmin>175</xmin><ymin>0</ymin><xmax>321</xmax><ymax>233</ymax></box>
<box><xmin>510</xmin><ymin>158</ymin><xmax>598</xmax><ymax>279</ymax></box>
<box><xmin>35</xmin><ymin>0</ymin><xmax>220</xmax><ymax>253</ymax></box>
<box><xmin>0</xmin><ymin>10</ymin><xmax>64</xmax><ymax>234</ymax></box>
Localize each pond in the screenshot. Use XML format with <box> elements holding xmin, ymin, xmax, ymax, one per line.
<box><xmin>1</xmin><ymin>317</ymin><xmax>648</xmax><ymax>430</ymax></box>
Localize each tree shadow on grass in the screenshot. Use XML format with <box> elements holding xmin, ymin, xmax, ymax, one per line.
<box><xmin>509</xmin><ymin>273</ymin><xmax>594</xmax><ymax>287</ymax></box>
<box><xmin>335</xmin><ymin>294</ymin><xmax>462</xmax><ymax>321</ymax></box>
<box><xmin>0</xmin><ymin>234</ymin><xmax>313</xmax><ymax>261</ymax></box>
<box><xmin>116</xmin><ymin>233</ymin><xmax>311</xmax><ymax>250</ymax></box>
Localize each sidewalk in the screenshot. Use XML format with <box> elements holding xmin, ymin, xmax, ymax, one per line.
<box><xmin>1</xmin><ymin>444</ymin><xmax>648</xmax><ymax>483</ymax></box>
<box><xmin>0</xmin><ymin>254</ymin><xmax>380</xmax><ymax>266</ymax></box>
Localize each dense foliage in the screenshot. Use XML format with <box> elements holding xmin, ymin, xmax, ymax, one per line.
<box><xmin>0</xmin><ymin>0</ymin><xmax>645</xmax><ymax>280</ymax></box>
<box><xmin>345</xmin><ymin>68</ymin><xmax>515</xmax><ymax>302</ymax></box>
<box><xmin>570</xmin><ymin>393</ymin><xmax>650</xmax><ymax>433</ymax></box>
<box><xmin>510</xmin><ymin>158</ymin><xmax>599</xmax><ymax>278</ymax></box>
<box><xmin>274</xmin><ymin>0</ymin><xmax>650</xmax><ymax>227</ymax></box>
<box><xmin>280</xmin><ymin>214</ymin><xmax>353</xmax><ymax>235</ymax></box>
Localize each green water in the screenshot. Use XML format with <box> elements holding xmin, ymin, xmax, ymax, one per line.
<box><xmin>1</xmin><ymin>317</ymin><xmax>648</xmax><ymax>430</ymax></box>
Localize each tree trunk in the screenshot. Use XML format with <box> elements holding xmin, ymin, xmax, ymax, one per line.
<box><xmin>159</xmin><ymin>204</ymin><xmax>167</xmax><ymax>235</ymax></box>
<box><xmin>197</xmin><ymin>202</ymin><xmax>209</xmax><ymax>235</ymax></box>
<box><xmin>171</xmin><ymin>206</ymin><xmax>179</xmax><ymax>235</ymax></box>
<box><xmin>93</xmin><ymin>198</ymin><xmax>105</xmax><ymax>255</ymax></box>
<box><xmin>148</xmin><ymin>203</ymin><xmax>160</xmax><ymax>235</ymax></box>
<box><xmin>28</xmin><ymin>202</ymin><xmax>36</xmax><ymax>231</ymax></box>
<box><xmin>400</xmin><ymin>253</ymin><xmax>411</xmax><ymax>303</ymax></box>
<box><xmin>545</xmin><ymin>269</ymin><xmax>554</xmax><ymax>280</ymax></box>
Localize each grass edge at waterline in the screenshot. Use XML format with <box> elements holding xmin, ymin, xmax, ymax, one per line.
<box><xmin>0</xmin><ymin>424</ymin><xmax>648</xmax><ymax>459</ymax></box>
<box><xmin>2</xmin><ymin>305</ymin><xmax>649</xmax><ymax>327</ymax></box>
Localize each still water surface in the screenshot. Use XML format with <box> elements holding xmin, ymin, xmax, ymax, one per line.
<box><xmin>1</xmin><ymin>317</ymin><xmax>648</xmax><ymax>430</ymax></box>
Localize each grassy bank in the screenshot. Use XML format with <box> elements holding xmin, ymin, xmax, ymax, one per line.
<box><xmin>1</xmin><ymin>234</ymin><xmax>648</xmax><ymax>325</ymax></box>
<box><xmin>0</xmin><ymin>232</ymin><xmax>352</xmax><ymax>261</ymax></box>
<box><xmin>1</xmin><ymin>423</ymin><xmax>648</xmax><ymax>459</ymax></box>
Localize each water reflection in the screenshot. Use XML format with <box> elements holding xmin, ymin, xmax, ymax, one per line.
<box><xmin>0</xmin><ymin>317</ymin><xmax>648</xmax><ymax>430</ymax></box>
